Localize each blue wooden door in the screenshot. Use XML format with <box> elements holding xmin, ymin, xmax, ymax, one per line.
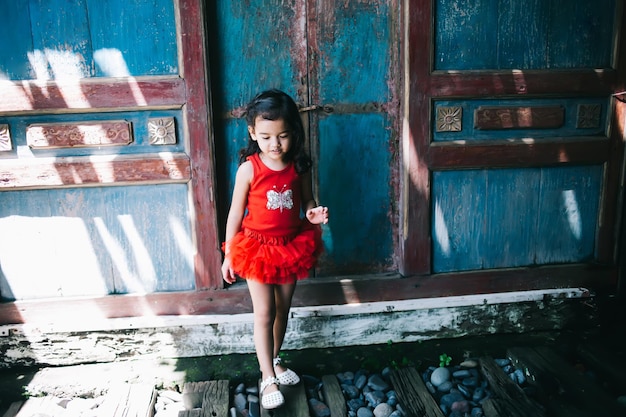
<box><xmin>0</xmin><ymin>0</ymin><xmax>220</xmax><ymax>301</ymax></box>
<box><xmin>402</xmin><ymin>0</ymin><xmax>622</xmax><ymax>280</ymax></box>
<box><xmin>210</xmin><ymin>1</ymin><xmax>400</xmax><ymax>276</ymax></box>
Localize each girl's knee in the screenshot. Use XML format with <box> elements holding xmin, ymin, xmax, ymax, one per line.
<box><xmin>254</xmin><ymin>308</ymin><xmax>276</xmax><ymax>327</ymax></box>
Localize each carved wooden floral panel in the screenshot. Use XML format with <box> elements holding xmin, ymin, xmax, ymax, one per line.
<box><xmin>0</xmin><ymin>124</ymin><xmax>11</xmax><ymax>151</ymax></box>
<box><xmin>27</xmin><ymin>121</ymin><xmax>132</xmax><ymax>148</ymax></box>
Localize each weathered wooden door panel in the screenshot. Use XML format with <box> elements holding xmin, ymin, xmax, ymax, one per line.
<box><xmin>212</xmin><ymin>0</ymin><xmax>399</xmax><ymax>276</ymax></box>
<box><xmin>0</xmin><ymin>0</ymin><xmax>218</xmax><ymax>300</ymax></box>
<box><xmin>311</xmin><ymin>0</ymin><xmax>398</xmax><ymax>274</ymax></box>
<box><xmin>403</xmin><ymin>0</ymin><xmax>623</xmax><ymax>281</ymax></box>
<box><xmin>318</xmin><ymin>114</ymin><xmax>393</xmax><ymax>272</ymax></box>
<box><xmin>0</xmin><ymin>0</ymin><xmax>178</xmax><ymax>80</ymax></box>
<box><xmin>0</xmin><ymin>184</ymin><xmax>194</xmax><ymax>300</ymax></box>
<box><xmin>432</xmin><ymin>166</ymin><xmax>603</xmax><ymax>273</ymax></box>
<box><xmin>435</xmin><ymin>0</ymin><xmax>616</xmax><ymax>70</ymax></box>
<box><xmin>85</xmin><ymin>1</ymin><xmax>178</xmax><ymax>77</ymax></box>
<box><xmin>534</xmin><ymin>165</ymin><xmax>603</xmax><ymax>264</ymax></box>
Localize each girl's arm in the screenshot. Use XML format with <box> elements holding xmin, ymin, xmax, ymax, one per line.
<box><xmin>301</xmin><ymin>171</ymin><xmax>329</xmax><ymax>225</ymax></box>
<box><xmin>221</xmin><ymin>161</ymin><xmax>253</xmax><ymax>284</ymax></box>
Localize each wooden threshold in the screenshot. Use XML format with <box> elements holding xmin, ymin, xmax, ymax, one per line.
<box><xmin>0</xmin><ymin>264</ymin><xmax>616</xmax><ymax>327</ymax></box>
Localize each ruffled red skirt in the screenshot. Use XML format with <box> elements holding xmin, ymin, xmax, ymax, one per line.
<box><xmin>224</xmin><ymin>222</ymin><xmax>323</xmax><ymax>284</ymax></box>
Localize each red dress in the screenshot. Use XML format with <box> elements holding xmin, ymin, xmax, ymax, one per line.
<box><xmin>225</xmin><ymin>153</ymin><xmax>323</xmax><ymax>284</ymax></box>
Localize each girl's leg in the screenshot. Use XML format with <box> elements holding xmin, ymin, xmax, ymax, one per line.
<box><xmin>247</xmin><ymin>279</ymin><xmax>279</xmax><ymax>393</ymax></box>
<box><xmin>272</xmin><ymin>281</ymin><xmax>296</xmax><ymax>373</ymax></box>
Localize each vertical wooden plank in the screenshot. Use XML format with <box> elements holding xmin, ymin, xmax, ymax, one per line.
<box><xmin>86</xmin><ymin>0</ymin><xmax>178</xmax><ymax>76</ymax></box>
<box><xmin>321</xmin><ymin>375</ymin><xmax>347</xmax><ymax>417</ymax></box>
<box><xmin>478</xmin><ymin>356</ymin><xmax>546</xmax><ymax>417</ymax></box>
<box><xmin>316</xmin><ymin>1</ymin><xmax>391</xmax><ymax>104</ymax></box>
<box><xmin>101</xmin><ymin>185</ymin><xmax>195</xmax><ymax>294</ymax></box>
<box><xmin>212</xmin><ymin>0</ymin><xmax>305</xmax><ymax>281</ymax></box>
<box><xmin>599</xmin><ymin>0</ymin><xmax>626</xmax><ymax>270</ymax></box>
<box><xmin>548</xmin><ymin>0</ymin><xmax>616</xmax><ymax>69</ymax></box>
<box><xmin>1</xmin><ymin>401</ymin><xmax>24</xmax><ymax>417</ymax></box>
<box><xmin>0</xmin><ymin>188</ymin><xmax>113</xmax><ymax>300</ymax></box>
<box><xmin>213</xmin><ymin>0</ymin><xmax>302</xmax><ymax>111</ymax></box>
<box><xmin>535</xmin><ymin>165</ymin><xmax>602</xmax><ymax>264</ymax></box>
<box><xmin>402</xmin><ymin>0</ymin><xmax>432</xmax><ymax>275</ymax></box>
<box><xmin>28</xmin><ymin>0</ymin><xmax>94</xmax><ymax>78</ymax></box>
<box><xmin>200</xmin><ymin>380</ymin><xmax>229</xmax><ymax>417</ymax></box>
<box><xmin>432</xmin><ymin>170</ymin><xmax>487</xmax><ymax>272</ymax></box>
<box><xmin>259</xmin><ymin>383</ymin><xmax>309</xmax><ymax>417</ymax></box>
<box><xmin>497</xmin><ymin>0</ymin><xmax>549</xmax><ymax>69</ymax></box>
<box><xmin>318</xmin><ymin>114</ymin><xmax>394</xmax><ymax>274</ymax></box>
<box><xmin>0</xmin><ymin>2</ymin><xmax>33</xmax><ymax>80</ymax></box>
<box><xmin>217</xmin><ymin>118</ymin><xmax>248</xmax><ymax>209</ymax></box>
<box><xmin>312</xmin><ymin>1</ymin><xmax>397</xmax><ymax>274</ymax></box>
<box><xmin>178</xmin><ymin>0</ymin><xmax>222</xmax><ymax>289</ymax></box>
<box><xmin>390</xmin><ymin>368</ymin><xmax>446</xmax><ymax>417</ymax></box>
<box><xmin>483</xmin><ymin>169</ymin><xmax>540</xmax><ymax>269</ymax></box>
<box><xmin>434</xmin><ymin>0</ymin><xmax>499</xmax><ymax>70</ymax></box>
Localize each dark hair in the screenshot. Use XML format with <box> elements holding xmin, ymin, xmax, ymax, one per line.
<box><xmin>239</xmin><ymin>89</ymin><xmax>312</xmax><ymax>174</ymax></box>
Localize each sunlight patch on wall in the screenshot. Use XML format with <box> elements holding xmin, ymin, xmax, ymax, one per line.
<box><xmin>94</xmin><ymin>48</ymin><xmax>129</xmax><ymax>78</ymax></box>
<box><xmin>0</xmin><ymin>215</ymin><xmax>107</xmax><ymax>300</ymax></box>
<box><xmin>94</xmin><ymin>48</ymin><xmax>147</xmax><ymax>105</ymax></box>
<box><xmin>118</xmin><ymin>214</ymin><xmax>157</xmax><ymax>290</ymax></box>
<box><xmin>27</xmin><ymin>49</ymin><xmax>89</xmax><ymax>81</ymax></box>
<box><xmin>169</xmin><ymin>216</ymin><xmax>195</xmax><ymax>270</ymax></box>
<box><xmin>94</xmin><ymin>216</ymin><xmax>155</xmax><ymax>294</ymax></box>
<box><xmin>562</xmin><ymin>189</ymin><xmax>582</xmax><ymax>240</ymax></box>
<box><xmin>434</xmin><ymin>200</ymin><xmax>451</xmax><ymax>256</ymax></box>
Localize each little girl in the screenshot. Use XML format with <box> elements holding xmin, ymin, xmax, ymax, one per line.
<box><xmin>221</xmin><ymin>89</ymin><xmax>329</xmax><ymax>410</ymax></box>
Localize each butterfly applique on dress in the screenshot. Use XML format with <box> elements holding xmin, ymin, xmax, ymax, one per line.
<box><xmin>266</xmin><ymin>185</ymin><xmax>293</xmax><ymax>212</ymax></box>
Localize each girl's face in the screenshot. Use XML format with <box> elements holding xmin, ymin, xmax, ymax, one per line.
<box><xmin>248</xmin><ymin>117</ymin><xmax>292</xmax><ymax>163</ymax></box>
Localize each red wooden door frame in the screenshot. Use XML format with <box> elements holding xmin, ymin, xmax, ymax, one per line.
<box><xmin>400</xmin><ymin>0</ymin><xmax>625</xmax><ymax>287</ymax></box>
<box><xmin>180</xmin><ymin>0</ymin><xmax>222</xmax><ymax>290</ymax></box>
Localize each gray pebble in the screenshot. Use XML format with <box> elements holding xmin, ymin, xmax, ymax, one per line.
<box><xmin>309</xmin><ymin>398</ymin><xmax>331</xmax><ymax>417</ymax></box>
<box><xmin>342</xmin><ymin>384</ymin><xmax>361</xmax><ymax>399</ymax></box>
<box><xmin>357</xmin><ymin>407</ymin><xmax>374</xmax><ymax>417</ymax></box>
<box><xmin>368</xmin><ymin>374</ymin><xmax>390</xmax><ymax>392</ymax></box>
<box><xmin>430</xmin><ymin>367</ymin><xmax>451</xmax><ymax>387</ymax></box>
<box><xmin>355</xmin><ymin>374</ymin><xmax>368</xmax><ymax>390</ymax></box>
<box><xmin>373</xmin><ymin>402</ymin><xmax>394</xmax><ymax>417</ymax></box>
<box><xmin>494</xmin><ymin>358</ymin><xmax>511</xmax><ymax>367</ymax></box>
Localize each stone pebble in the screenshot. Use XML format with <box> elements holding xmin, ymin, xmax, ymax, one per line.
<box><xmin>336</xmin><ymin>367</ymin><xmax>404</xmax><ymax>417</ymax></box>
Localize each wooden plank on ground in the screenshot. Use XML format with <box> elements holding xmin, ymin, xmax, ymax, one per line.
<box><xmin>1</xmin><ymin>402</ymin><xmax>23</xmax><ymax>417</ymax></box>
<box><xmin>178</xmin><ymin>409</ymin><xmax>202</xmax><ymax>417</ymax></box>
<box><xmin>478</xmin><ymin>356</ymin><xmax>546</xmax><ymax>417</ymax></box>
<box><xmin>201</xmin><ymin>380</ymin><xmax>229</xmax><ymax>417</ymax></box>
<box><xmin>14</xmin><ymin>396</ymin><xmax>60</xmax><ymax>417</ymax></box>
<box><xmin>322</xmin><ymin>375</ymin><xmax>347</xmax><ymax>417</ymax></box>
<box><xmin>260</xmin><ymin>381</ymin><xmax>309</xmax><ymax>417</ymax></box>
<box><xmin>576</xmin><ymin>342</ymin><xmax>626</xmax><ymax>393</ymax></box>
<box><xmin>182</xmin><ymin>381</ymin><xmax>212</xmax><ymax>409</ymax></box>
<box><xmin>508</xmin><ymin>346</ymin><xmax>622</xmax><ymax>417</ymax></box>
<box><xmin>97</xmin><ymin>383</ymin><xmax>156</xmax><ymax>417</ymax></box>
<box><xmin>390</xmin><ymin>367</ymin><xmax>445</xmax><ymax>417</ymax></box>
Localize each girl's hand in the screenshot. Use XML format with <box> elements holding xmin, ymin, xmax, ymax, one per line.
<box><xmin>221</xmin><ymin>257</ymin><xmax>237</xmax><ymax>284</ymax></box>
<box><xmin>306</xmin><ymin>206</ymin><xmax>329</xmax><ymax>225</ymax></box>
